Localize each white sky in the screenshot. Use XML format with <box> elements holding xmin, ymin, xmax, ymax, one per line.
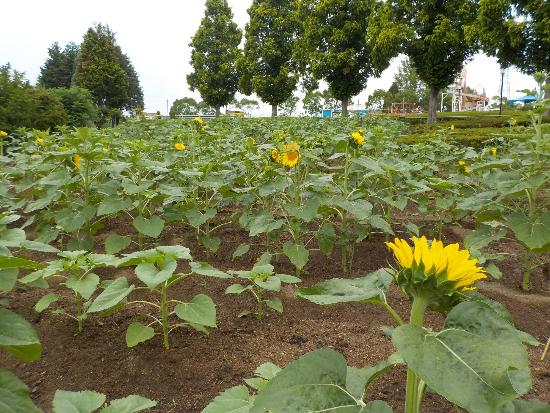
<box><xmin>1</xmin><ymin>0</ymin><xmax>537</xmax><ymax>116</ymax></box>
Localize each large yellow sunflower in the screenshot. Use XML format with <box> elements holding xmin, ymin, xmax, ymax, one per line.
<box><xmin>280</xmin><ymin>141</ymin><xmax>301</xmax><ymax>168</ymax></box>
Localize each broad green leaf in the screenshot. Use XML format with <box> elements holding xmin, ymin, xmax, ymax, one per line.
<box><xmin>202</xmin><ymin>385</ymin><xmax>252</xmax><ymax>413</ymax></box>
<box><xmin>0</xmin><ymin>307</ymin><xmax>41</xmax><ymax>361</ymax></box>
<box><xmin>104</xmin><ymin>234</ymin><xmax>132</xmax><ymax>255</ymax></box>
<box><xmin>346</xmin><ymin>356</ymin><xmax>400</xmax><ymax>400</ymax></box>
<box><xmin>185</xmin><ymin>208</ymin><xmax>216</xmax><ymax>228</ymax></box>
<box><xmin>247</xmin><ymin>212</ymin><xmax>284</xmax><ymax>237</ymax></box>
<box><xmin>393</xmin><ymin>314</ymin><xmax>531</xmax><ymax>413</ymax></box>
<box><xmin>250</xmin><ymin>349</ymin><xmax>364</xmax><ymax>413</ymax></box>
<box><xmin>34</xmin><ymin>293</ymin><xmax>59</xmax><ymax>313</ymax></box>
<box><xmin>20</xmin><ymin>240</ymin><xmax>59</xmax><ymax>253</ymax></box>
<box><xmin>276</xmin><ymin>274</ymin><xmax>301</xmax><ymax>284</ymax></box>
<box><xmin>225</xmin><ymin>284</ymin><xmax>249</xmax><ymax>294</ymax></box>
<box><xmin>97</xmin><ymin>198</ymin><xmax>132</xmax><ymax>216</ymax></box>
<box><xmin>363</xmin><ymin>401</ymin><xmax>393</xmax><ymax>412</ymax></box>
<box><xmin>297</xmin><ymin>269</ymin><xmax>393</xmax><ymax>305</ymax></box>
<box><xmin>405</xmin><ymin>222</ymin><xmax>420</xmax><ymax>236</ymax></box>
<box><xmin>317</xmin><ymin>223</ymin><xmax>336</xmax><ymax>255</ymax></box>
<box><xmin>100</xmin><ymin>395</ymin><xmax>157</xmax><ymax>413</ymax></box>
<box><xmin>132</xmin><ymin>216</ymin><xmax>165</xmax><ymax>238</ymax></box>
<box><xmin>201</xmin><ymin>235</ymin><xmax>221</xmax><ymax>252</ymax></box>
<box><xmin>52</xmin><ymin>390</ymin><xmax>106</xmax><ymax>413</ymax></box>
<box><xmin>232</xmin><ymin>244</ymin><xmax>250</xmax><ymax>259</ymax></box>
<box><xmin>135</xmin><ymin>259</ymin><xmax>177</xmax><ymax>289</ymax></box>
<box><xmin>0</xmin><ymin>214</ymin><xmax>20</xmax><ymax>225</ymax></box>
<box><xmin>0</xmin><ymin>269</ymin><xmax>17</xmax><ymax>292</ymax></box>
<box><xmin>0</xmin><ymin>368</ymin><xmax>42</xmax><ymax>413</ymax></box>
<box><xmin>255</xmin><ymin>362</ymin><xmax>281</xmax><ymax>380</ymax></box>
<box><xmin>126</xmin><ymin>323</ymin><xmax>155</xmax><ymax>348</ymax></box>
<box><xmin>174</xmin><ymin>294</ymin><xmax>216</xmax><ymax>327</ymax></box>
<box><xmin>464</xmin><ymin>225</ymin><xmax>506</xmax><ymax>252</ymax></box>
<box><xmin>0</xmin><ymin>229</ymin><xmax>26</xmax><ymax>247</ymax></box>
<box><xmin>0</xmin><ymin>256</ymin><xmax>41</xmax><ymax>270</ymax></box>
<box><xmin>369</xmin><ymin>215</ymin><xmax>393</xmax><ymax>235</ymax></box>
<box><xmin>255</xmin><ymin>276</ymin><xmax>281</xmax><ymax>292</ymax></box>
<box><xmin>266</xmin><ymin>298</ymin><xmax>283</xmax><ymax>313</ymax></box>
<box><xmin>190</xmin><ymin>262</ymin><xmax>231</xmax><ymax>279</ymax></box>
<box><xmin>506</xmin><ymin>212</ymin><xmax>550</xmax><ymax>252</ymax></box>
<box><xmin>282</xmin><ymin>242</ymin><xmax>309</xmax><ymax>270</ymax></box>
<box><xmin>497</xmin><ymin>399</ymin><xmax>550</xmax><ymax>412</ymax></box>
<box><xmin>55</xmin><ymin>206</ymin><xmax>96</xmax><ymax>233</ymax></box>
<box><xmin>87</xmin><ymin>277</ymin><xmax>134</xmax><ymax>314</ymax></box>
<box><xmin>65</xmin><ymin>273</ymin><xmax>100</xmax><ymax>300</ymax></box>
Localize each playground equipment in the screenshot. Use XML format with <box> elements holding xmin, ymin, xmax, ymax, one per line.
<box><xmin>322</xmin><ymin>108</ymin><xmax>368</xmax><ymax>118</ymax></box>
<box><xmin>388</xmin><ymin>100</ymin><xmax>421</xmax><ymax>114</ymax></box>
<box><xmin>440</xmin><ymin>69</ymin><xmax>490</xmax><ymax>112</ymax></box>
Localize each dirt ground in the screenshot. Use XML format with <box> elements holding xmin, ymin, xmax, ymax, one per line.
<box><xmin>2</xmin><ymin>219</ymin><xmax>550</xmax><ymax>413</ymax></box>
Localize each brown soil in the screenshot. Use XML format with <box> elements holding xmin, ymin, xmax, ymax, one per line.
<box><xmin>2</xmin><ymin>219</ymin><xmax>550</xmax><ymax>413</ymax></box>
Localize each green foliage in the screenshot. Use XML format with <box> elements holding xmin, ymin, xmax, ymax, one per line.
<box><xmin>169</xmin><ymin>97</ymin><xmax>213</xmax><ymax>117</ymax></box>
<box><xmin>302</xmin><ymin>89</ymin><xmax>338</xmax><ymax>115</ymax></box>
<box><xmin>74</xmin><ymin>24</ymin><xmax>130</xmax><ymax>116</ymax></box>
<box><xmin>188</xmin><ymin>0</ymin><xmax>242</xmax><ymax>115</ymax></box>
<box><xmin>239</xmin><ymin>0</ymin><xmax>300</xmax><ymax>115</ymax></box>
<box><xmin>49</xmin><ymin>87</ymin><xmax>98</xmax><ymax>127</ymax></box>
<box><xmin>115</xmin><ymin>47</ymin><xmax>144</xmax><ymax>114</ymax></box>
<box><xmin>296</xmin><ymin>0</ymin><xmax>400</xmax><ymax>114</ymax></box>
<box><xmin>0</xmin><ymin>64</ymin><xmax>68</xmax><ymax>131</ymax></box>
<box><xmin>38</xmin><ymin>42</ymin><xmax>79</xmax><ymax>89</ymax></box>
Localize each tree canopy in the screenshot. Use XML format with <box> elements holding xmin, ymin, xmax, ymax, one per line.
<box><xmin>38</xmin><ymin>42</ymin><xmax>79</xmax><ymax>89</ymax></box>
<box><xmin>295</xmin><ymin>0</ymin><xmax>400</xmax><ymax>115</ymax></box>
<box><xmin>239</xmin><ymin>0</ymin><xmax>300</xmax><ymax>117</ymax></box>
<box><xmin>187</xmin><ymin>0</ymin><xmax>242</xmax><ymax>116</ymax></box>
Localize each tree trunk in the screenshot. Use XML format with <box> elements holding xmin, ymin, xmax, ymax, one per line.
<box><xmin>427</xmin><ymin>86</ymin><xmax>438</xmax><ymax>123</ymax></box>
<box><xmin>271</xmin><ymin>104</ymin><xmax>278</xmax><ymax>117</ymax></box>
<box><xmin>342</xmin><ymin>97</ymin><xmax>349</xmax><ymax>116</ymax></box>
<box><xmin>215</xmin><ymin>106</ymin><xmax>221</xmax><ymax>117</ymax></box>
<box><xmin>545</xmin><ymin>77</ymin><xmax>550</xmax><ymax>117</ymax></box>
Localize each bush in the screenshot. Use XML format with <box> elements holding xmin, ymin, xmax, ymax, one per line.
<box><xmin>49</xmin><ymin>87</ymin><xmax>98</xmax><ymax>127</ymax></box>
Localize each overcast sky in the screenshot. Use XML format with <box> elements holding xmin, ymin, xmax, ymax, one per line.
<box><xmin>1</xmin><ymin>0</ymin><xmax>537</xmax><ymax>116</ymax></box>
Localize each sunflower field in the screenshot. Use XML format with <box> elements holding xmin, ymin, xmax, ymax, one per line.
<box><xmin>0</xmin><ymin>107</ymin><xmax>549</xmax><ymax>413</ymax></box>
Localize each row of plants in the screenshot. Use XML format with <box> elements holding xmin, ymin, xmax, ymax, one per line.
<box><xmin>0</xmin><ymin>105</ymin><xmax>548</xmax><ymax>411</ymax></box>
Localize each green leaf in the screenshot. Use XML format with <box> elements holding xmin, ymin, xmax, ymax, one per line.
<box><xmin>34</xmin><ymin>293</ymin><xmax>59</xmax><ymax>313</ymax></box>
<box><xmin>0</xmin><ymin>256</ymin><xmax>41</xmax><ymax>270</ymax></box>
<box><xmin>0</xmin><ymin>269</ymin><xmax>18</xmax><ymax>292</ymax></box>
<box><xmin>282</xmin><ymin>242</ymin><xmax>309</xmax><ymax>270</ymax></box>
<box><xmin>87</xmin><ymin>277</ymin><xmax>134</xmax><ymax>314</ymax></box>
<box><xmin>266</xmin><ymin>298</ymin><xmax>283</xmax><ymax>313</ymax></box>
<box><xmin>346</xmin><ymin>356</ymin><xmax>400</xmax><ymax>400</ymax></box>
<box><xmin>201</xmin><ymin>235</ymin><xmax>221</xmax><ymax>252</ymax></box>
<box><xmin>369</xmin><ymin>215</ymin><xmax>393</xmax><ymax>235</ymax></box>
<box><xmin>0</xmin><ymin>228</ymin><xmax>26</xmax><ymax>247</ymax></box>
<box><xmin>393</xmin><ymin>303</ymin><xmax>531</xmax><ymax>413</ymax></box>
<box><xmin>100</xmin><ymin>395</ymin><xmax>156</xmax><ymax>413</ymax></box>
<box><xmin>317</xmin><ymin>223</ymin><xmax>336</xmax><ymax>255</ymax></box>
<box><xmin>126</xmin><ymin>323</ymin><xmax>155</xmax><ymax>348</ymax></box>
<box><xmin>174</xmin><ymin>294</ymin><xmax>216</xmax><ymax>327</ymax></box>
<box><xmin>97</xmin><ymin>198</ymin><xmax>132</xmax><ymax>216</ymax></box>
<box><xmin>65</xmin><ymin>273</ymin><xmax>100</xmax><ymax>300</ymax></box>
<box><xmin>225</xmin><ymin>284</ymin><xmax>249</xmax><ymax>294</ymax></box>
<box><xmin>247</xmin><ymin>212</ymin><xmax>284</xmax><ymax>237</ymax></box>
<box><xmin>132</xmin><ymin>216</ymin><xmax>165</xmax><ymax>238</ymax></box>
<box><xmin>497</xmin><ymin>399</ymin><xmax>550</xmax><ymax>413</ymax></box>
<box><xmin>297</xmin><ymin>269</ymin><xmax>393</xmax><ymax>305</ymax></box>
<box><xmin>135</xmin><ymin>259</ymin><xmax>177</xmax><ymax>289</ymax></box>
<box><xmin>255</xmin><ymin>362</ymin><xmax>281</xmax><ymax>380</ymax></box>
<box><xmin>55</xmin><ymin>206</ymin><xmax>96</xmax><ymax>233</ymax></box>
<box><xmin>506</xmin><ymin>212</ymin><xmax>550</xmax><ymax>252</ymax></box>
<box><xmin>202</xmin><ymin>385</ymin><xmax>252</xmax><ymax>413</ymax></box>
<box><xmin>464</xmin><ymin>224</ymin><xmax>506</xmax><ymax>252</ymax></box>
<box><xmin>255</xmin><ymin>276</ymin><xmax>281</xmax><ymax>292</ymax></box>
<box><xmin>232</xmin><ymin>244</ymin><xmax>250</xmax><ymax>259</ymax></box>
<box><xmin>190</xmin><ymin>262</ymin><xmax>231</xmax><ymax>278</ymax></box>
<box><xmin>249</xmin><ymin>349</ymin><xmax>364</xmax><ymax>413</ymax></box>
<box><xmin>20</xmin><ymin>240</ymin><xmax>59</xmax><ymax>253</ymax></box>
<box><xmin>405</xmin><ymin>222</ymin><xmax>420</xmax><ymax>236</ymax></box>
<box><xmin>52</xmin><ymin>390</ymin><xmax>106</xmax><ymax>413</ymax></box>
<box><xmin>0</xmin><ymin>307</ymin><xmax>41</xmax><ymax>361</ymax></box>
<box><xmin>185</xmin><ymin>208</ymin><xmax>217</xmax><ymax>228</ymax></box>
<box><xmin>0</xmin><ymin>368</ymin><xmax>42</xmax><ymax>412</ymax></box>
<box><xmin>104</xmin><ymin>234</ymin><xmax>132</xmax><ymax>255</ymax></box>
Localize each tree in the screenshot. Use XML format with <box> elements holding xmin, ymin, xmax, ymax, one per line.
<box><xmin>49</xmin><ymin>87</ymin><xmax>98</xmax><ymax>126</ymax></box>
<box><xmin>115</xmin><ymin>47</ymin><xmax>144</xmax><ymax>114</ymax></box>
<box><xmin>169</xmin><ymin>97</ymin><xmax>201</xmax><ymax>117</ymax></box>
<box><xmin>295</xmin><ymin>0</ymin><xmax>401</xmax><ymax>116</ymax></box>
<box><xmin>0</xmin><ymin>64</ymin><xmax>67</xmax><ymax>131</ymax></box>
<box><xmin>187</xmin><ymin>0</ymin><xmax>242</xmax><ymax>117</ymax></box>
<box><xmin>233</xmin><ymin>97</ymin><xmax>260</xmax><ymax>113</ymax></box>
<box><xmin>38</xmin><ymin>42</ymin><xmax>79</xmax><ymax>89</ymax></box>
<box><xmin>239</xmin><ymin>0</ymin><xmax>300</xmax><ymax>117</ymax></box>
<box><xmin>388</xmin><ymin>0</ymin><xmax>478</xmax><ymax>122</ymax></box>
<box><xmin>302</xmin><ymin>89</ymin><xmax>338</xmax><ymax>115</ymax></box>
<box><xmin>74</xmin><ymin>24</ymin><xmax>129</xmax><ymax>123</ymax></box>
<box><xmin>280</xmin><ymin>94</ymin><xmax>299</xmax><ymax>115</ymax></box>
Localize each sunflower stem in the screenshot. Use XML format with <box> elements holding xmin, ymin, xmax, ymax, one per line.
<box><xmin>405</xmin><ymin>296</ymin><xmax>428</xmax><ymax>413</ymax></box>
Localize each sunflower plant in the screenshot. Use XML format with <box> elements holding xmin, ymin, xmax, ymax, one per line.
<box><xmin>204</xmin><ymin>236</ymin><xmax>546</xmax><ymax>413</ymax></box>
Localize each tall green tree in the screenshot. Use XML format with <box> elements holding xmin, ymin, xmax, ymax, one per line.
<box><xmin>38</xmin><ymin>42</ymin><xmax>79</xmax><ymax>88</ymax></box>
<box><xmin>187</xmin><ymin>0</ymin><xmax>242</xmax><ymax>117</ymax></box>
<box><xmin>295</xmin><ymin>0</ymin><xmax>401</xmax><ymax>116</ymax></box>
<box><xmin>74</xmin><ymin>24</ymin><xmax>129</xmax><ymax>122</ymax></box>
<box><xmin>115</xmin><ymin>47</ymin><xmax>144</xmax><ymax>113</ymax></box>
<box><xmin>389</xmin><ymin>0</ymin><xmax>478</xmax><ymax>122</ymax></box>
<box><xmin>470</xmin><ymin>0</ymin><xmax>550</xmax><ymax>100</ymax></box>
<box><xmin>239</xmin><ymin>0</ymin><xmax>300</xmax><ymax>117</ymax></box>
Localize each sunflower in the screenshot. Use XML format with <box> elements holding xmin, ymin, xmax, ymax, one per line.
<box><xmin>271</xmin><ymin>149</ymin><xmax>280</xmax><ymax>162</ymax></box>
<box><xmin>174</xmin><ymin>142</ymin><xmax>186</xmax><ymax>151</ymax></box>
<box><xmin>490</xmin><ymin>147</ymin><xmax>497</xmax><ymax>156</ymax></box>
<box><xmin>36</xmin><ymin>137</ymin><xmax>45</xmax><ymax>145</ymax></box>
<box><xmin>457</xmin><ymin>159</ymin><xmax>465</xmax><ymax>166</ymax></box>
<box><xmin>386</xmin><ymin>236</ymin><xmax>486</xmax><ymax>310</ymax></box>
<box><xmin>0</xmin><ymin>130</ymin><xmax>7</xmax><ymax>138</ymax></box>
<box><xmin>280</xmin><ymin>141</ymin><xmax>301</xmax><ymax>168</ymax></box>
<box><xmin>194</xmin><ymin>117</ymin><xmax>204</xmax><ymax>125</ymax></box>
<box><xmin>73</xmin><ymin>154</ymin><xmax>81</xmax><ymax>170</ymax></box>
<box><xmin>351</xmin><ymin>131</ymin><xmax>366</xmax><ymax>146</ymax></box>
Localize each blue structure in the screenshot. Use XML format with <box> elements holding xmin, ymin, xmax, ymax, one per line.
<box><xmin>508</xmin><ymin>95</ymin><xmax>537</xmax><ymax>104</ymax></box>
<box><xmin>322</xmin><ymin>108</ymin><xmax>368</xmax><ymax>118</ymax></box>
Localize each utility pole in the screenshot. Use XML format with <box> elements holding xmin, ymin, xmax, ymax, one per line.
<box><xmin>499</xmin><ymin>68</ymin><xmax>505</xmax><ymax>116</ymax></box>
<box><xmin>166</xmin><ymin>100</ymin><xmax>169</xmax><ymax>117</ymax></box>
